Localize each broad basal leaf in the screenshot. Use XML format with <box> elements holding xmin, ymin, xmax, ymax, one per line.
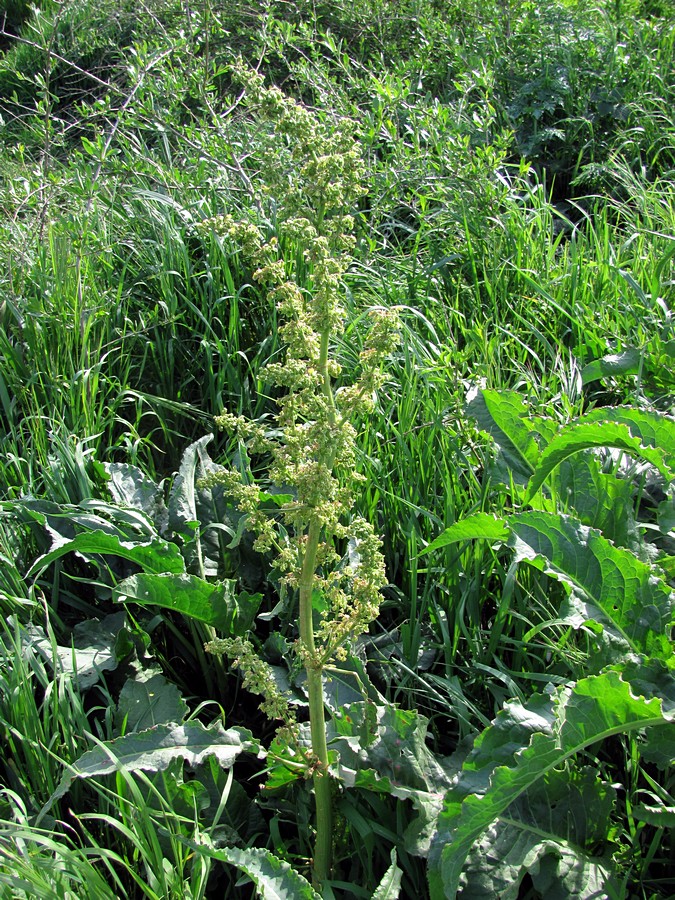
<box><xmin>174</xmin><ymin>842</ymin><xmax>321</xmax><ymax>899</ymax></box>
<box><xmin>460</xmin><ymin>824</ymin><xmax>616</xmax><ymax>900</ymax></box>
<box><xmin>619</xmin><ymin>658</ymin><xmax>675</xmax><ymax>769</ymax></box>
<box><xmin>23</xmin><ymin>612</ymin><xmax>128</xmax><ymax>690</ymax></box>
<box><xmin>550</xmin><ymin>455</ymin><xmax>638</xmax><ymax>550</ymax></box>
<box><xmin>421</xmin><ymin>513</ymin><xmax>509</xmax><ymax>556</ymax></box>
<box><xmin>103</xmin><ymin>462</ymin><xmax>169</xmax><ymax>535</ymax></box>
<box><xmin>458</xmin><ymin>767</ymin><xmax>617</xmax><ymax>899</ymax></box>
<box><xmin>426</xmin><ymin>511</ymin><xmax>674</xmax><ymax>661</ymax></box>
<box><xmin>115</xmin><ymin>672</ymin><xmax>188</xmax><ymax>733</ymax></box>
<box><xmin>466</xmin><ymin>390</ymin><xmax>542</xmax><ymax>484</ymax></box>
<box><xmin>372</xmin><ymin>849</ymin><xmax>403</xmax><ymax>899</ymax></box>
<box><xmin>632</xmin><ymin>804</ymin><xmax>675</xmax><ymax>828</ymax></box>
<box><xmin>428</xmin><ymin>670</ymin><xmax>674</xmax><ymax>899</ymax></box>
<box><xmin>10</xmin><ymin>498</ymin><xmax>115</xmax><ymax>547</ymax></box>
<box><xmin>507</xmin><ymin>511</ymin><xmax>674</xmax><ymax>660</ymax></box>
<box><xmin>167</xmin><ymin>435</ymin><xmax>263</xmax><ymax>583</ymax></box>
<box><xmin>220</xmin><ymin>846</ymin><xmax>320</xmax><ymax>899</ymax></box>
<box><xmin>526</xmin><ymin>419</ymin><xmax>674</xmax><ymax>501</ymax></box>
<box><xmin>559</xmin><ymin>593</ymin><xmax>637</xmax><ymax>670</ymax></box>
<box><xmin>332</xmin><ymin>702</ymin><xmax>453</xmax><ymax>795</ymax></box>
<box><xmin>581</xmin><ymin>406</ymin><xmax>675</xmax><ymax>465</ymax></box>
<box><xmin>114</xmin><ymin>572</ymin><xmax>261</xmax><ymax>634</ymax></box>
<box><xmin>658</xmin><ymin>490</ymin><xmax>675</xmax><ymax>533</ymax></box>
<box><xmin>42</xmin><ymin>721</ymin><xmax>259</xmax><ymax>813</ymax></box>
<box><xmin>27</xmin><ymin>530</ymin><xmax>185</xmax><ymax>578</ymax></box>
<box><xmin>330</xmin><ymin>701</ymin><xmax>455</xmax><ymax>856</ymax></box>
<box><xmin>168</xmin><ymin>435</ymin><xmax>213</xmax><ymax>541</ymax></box>
<box><xmin>580</xmin><ymin>349</ymin><xmax>641</xmax><ymax>385</ymax></box>
<box><xmin>13</xmin><ymin>497</ymin><xmax>165</xmax><ymax>551</ymax></box>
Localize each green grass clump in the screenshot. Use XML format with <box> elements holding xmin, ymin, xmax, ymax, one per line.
<box><xmin>0</xmin><ymin>0</ymin><xmax>674</xmax><ymax>896</ymax></box>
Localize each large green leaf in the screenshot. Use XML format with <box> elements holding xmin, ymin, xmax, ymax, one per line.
<box><xmin>8</xmin><ymin>498</ymin><xmax>115</xmax><ymax>546</ymax></box>
<box><xmin>42</xmin><ymin>721</ymin><xmax>258</xmax><ymax>814</ymax></box>
<box><xmin>115</xmin><ymin>672</ymin><xmax>188</xmax><ymax>733</ymax></box>
<box><xmin>422</xmin><ymin>513</ymin><xmax>509</xmax><ymax>555</ymax></box>
<box><xmin>461</xmin><ymin>827</ymin><xmax>616</xmax><ymax>900</ymax></box>
<box><xmin>22</xmin><ymin>612</ymin><xmax>128</xmax><ymax>690</ymax></box>
<box><xmin>526</xmin><ymin>417</ymin><xmax>675</xmax><ymax>501</ymax></box>
<box><xmin>508</xmin><ymin>511</ymin><xmax>674</xmax><ymax>660</ymax></box>
<box><xmin>167</xmin><ymin>436</ymin><xmax>262</xmax><ymax>584</ymax></box>
<box><xmin>425</xmin><ymin>510</ymin><xmax>674</xmax><ymax>661</ymax></box>
<box><xmin>329</xmin><ymin>701</ymin><xmax>455</xmax><ymax>856</ymax></box>
<box><xmin>558</xmin><ymin>592</ymin><xmax>636</xmax><ymax>670</ymax></box>
<box><xmin>103</xmin><ymin>462</ymin><xmax>169</xmax><ymax>535</ymax></box>
<box><xmin>168</xmin><ymin>435</ymin><xmax>213</xmax><ymax>542</ymax></box>
<box><xmin>114</xmin><ymin>572</ymin><xmax>261</xmax><ymax>633</ymax></box>
<box><xmin>580</xmin><ymin>349</ymin><xmax>641</xmax><ymax>385</ymax></box>
<box><xmin>581</xmin><ymin>406</ymin><xmax>675</xmax><ymax>464</ymax></box>
<box><xmin>11</xmin><ymin>497</ymin><xmax>164</xmax><ymax>549</ymax></box>
<box><xmin>174</xmin><ymin>842</ymin><xmax>321</xmax><ymax>899</ymax></box>
<box><xmin>221</xmin><ymin>846</ymin><xmax>320</xmax><ymax>899</ymax></box>
<box><xmin>550</xmin><ymin>455</ymin><xmax>638</xmax><ymax>550</ymax></box>
<box><xmin>458</xmin><ymin>767</ymin><xmax>617</xmax><ymax>899</ymax></box>
<box><xmin>27</xmin><ymin>530</ymin><xmax>185</xmax><ymax>578</ymax></box>
<box><xmin>428</xmin><ymin>670</ymin><xmax>675</xmax><ymax>899</ymax></box>
<box><xmin>466</xmin><ymin>390</ymin><xmax>542</xmax><ymax>483</ymax></box>
<box><xmin>372</xmin><ymin>849</ymin><xmax>403</xmax><ymax>899</ymax></box>
<box><xmin>168</xmin><ymin>436</ymin><xmax>232</xmax><ymax>575</ymax></box>
<box><xmin>331</xmin><ymin>702</ymin><xmax>453</xmax><ymax>796</ymax></box>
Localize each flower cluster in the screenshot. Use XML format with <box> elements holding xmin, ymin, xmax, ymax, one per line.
<box><xmin>203</xmin><ymin>67</ymin><xmax>399</xmax><ymax>687</ymax></box>
<box><xmin>206</xmin><ymin>636</ymin><xmax>295</xmax><ymax>724</ymax></box>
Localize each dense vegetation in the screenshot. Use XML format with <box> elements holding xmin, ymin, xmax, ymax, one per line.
<box><xmin>1</xmin><ymin>0</ymin><xmax>674</xmax><ymax>897</ymax></box>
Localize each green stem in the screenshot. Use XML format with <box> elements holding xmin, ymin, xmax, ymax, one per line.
<box><xmin>298</xmin><ymin>517</ymin><xmax>332</xmax><ymax>889</ymax></box>
<box><xmin>297</xmin><ymin>323</ymin><xmax>336</xmax><ymax>889</ymax></box>
<box><xmin>318</xmin><ymin>328</ymin><xmax>337</xmax><ymax>422</ymax></box>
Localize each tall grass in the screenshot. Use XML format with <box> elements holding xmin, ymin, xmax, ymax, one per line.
<box><xmin>1</xmin><ymin>0</ymin><xmax>674</xmax><ymax>894</ymax></box>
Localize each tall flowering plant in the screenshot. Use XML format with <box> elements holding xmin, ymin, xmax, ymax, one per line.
<box><xmin>202</xmin><ymin>66</ymin><xmax>398</xmax><ymax>888</ymax></box>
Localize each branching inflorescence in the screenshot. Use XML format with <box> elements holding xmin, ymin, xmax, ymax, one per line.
<box><xmin>200</xmin><ymin>65</ymin><xmax>399</xmax><ymax>888</ymax></box>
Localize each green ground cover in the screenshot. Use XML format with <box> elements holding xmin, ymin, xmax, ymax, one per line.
<box><xmin>0</xmin><ymin>1</ymin><xmax>674</xmax><ymax>896</ymax></box>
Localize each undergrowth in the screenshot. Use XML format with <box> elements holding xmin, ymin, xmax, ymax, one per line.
<box><xmin>0</xmin><ymin>0</ymin><xmax>674</xmax><ymax>897</ymax></box>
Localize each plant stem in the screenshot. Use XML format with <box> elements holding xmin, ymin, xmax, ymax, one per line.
<box><xmin>298</xmin><ymin>517</ymin><xmax>332</xmax><ymax>888</ymax></box>
<box><xmin>298</xmin><ymin>324</ymin><xmax>337</xmax><ymax>888</ymax></box>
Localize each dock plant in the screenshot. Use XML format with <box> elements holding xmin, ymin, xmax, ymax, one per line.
<box><xmin>198</xmin><ymin>65</ymin><xmax>399</xmax><ymax>888</ymax></box>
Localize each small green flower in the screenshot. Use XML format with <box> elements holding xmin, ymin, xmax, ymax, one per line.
<box><xmin>204</xmin><ymin>67</ymin><xmax>400</xmax><ymax>886</ymax></box>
